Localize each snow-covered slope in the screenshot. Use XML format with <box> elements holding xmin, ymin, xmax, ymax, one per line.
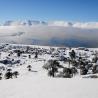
<box><xmin>0</xmin><ymin>44</ymin><xmax>98</xmax><ymax>98</ymax></box>
<box><xmin>0</xmin><ymin>73</ymin><xmax>98</xmax><ymax>98</ymax></box>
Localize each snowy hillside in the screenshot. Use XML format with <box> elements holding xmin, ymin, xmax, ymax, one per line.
<box><xmin>0</xmin><ymin>74</ymin><xmax>98</xmax><ymax>98</ymax></box>
<box><xmin>0</xmin><ymin>44</ymin><xmax>98</xmax><ymax>98</ymax></box>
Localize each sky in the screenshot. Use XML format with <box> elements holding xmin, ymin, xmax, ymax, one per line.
<box><xmin>0</xmin><ymin>0</ymin><xmax>98</xmax><ymax>22</ymax></box>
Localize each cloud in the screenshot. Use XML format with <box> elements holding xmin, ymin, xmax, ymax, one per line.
<box><xmin>0</xmin><ymin>21</ymin><xmax>98</xmax><ymax>47</ymax></box>
<box><xmin>73</xmin><ymin>22</ymin><xmax>98</xmax><ymax>29</ymax></box>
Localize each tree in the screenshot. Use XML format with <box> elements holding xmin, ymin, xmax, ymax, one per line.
<box><xmin>69</xmin><ymin>50</ymin><xmax>76</xmax><ymax>60</ymax></box>
<box><xmin>27</xmin><ymin>65</ymin><xmax>32</xmax><ymax>71</ymax></box>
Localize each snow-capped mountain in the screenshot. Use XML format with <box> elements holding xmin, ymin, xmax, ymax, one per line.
<box><xmin>3</xmin><ymin>20</ymin><xmax>48</xmax><ymax>26</ymax></box>
<box><xmin>2</xmin><ymin>20</ymin><xmax>98</xmax><ymax>28</ymax></box>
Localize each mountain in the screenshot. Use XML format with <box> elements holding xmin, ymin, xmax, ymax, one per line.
<box><xmin>3</xmin><ymin>20</ymin><xmax>48</xmax><ymax>26</ymax></box>
<box><xmin>0</xmin><ymin>44</ymin><xmax>98</xmax><ymax>98</ymax></box>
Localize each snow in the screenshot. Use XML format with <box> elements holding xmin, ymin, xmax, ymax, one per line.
<box><xmin>0</xmin><ymin>74</ymin><xmax>98</xmax><ymax>98</ymax></box>
<box><xmin>0</xmin><ymin>44</ymin><xmax>98</xmax><ymax>98</ymax></box>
